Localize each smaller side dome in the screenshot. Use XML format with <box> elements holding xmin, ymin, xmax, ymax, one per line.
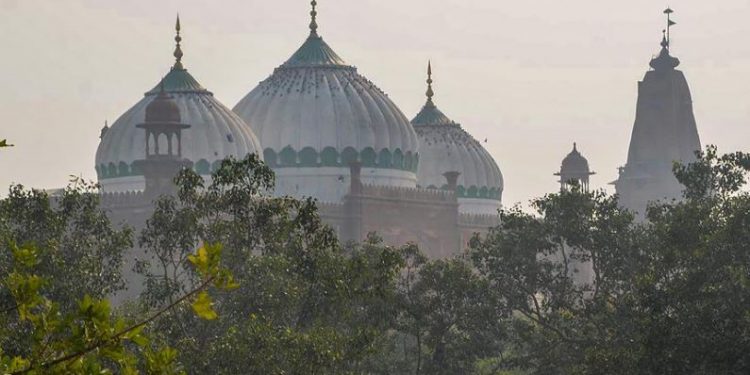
<box><xmin>411</xmin><ymin>62</ymin><xmax>504</xmax><ymax>215</ymax></box>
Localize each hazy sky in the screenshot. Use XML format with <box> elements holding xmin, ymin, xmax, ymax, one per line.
<box><xmin>1</xmin><ymin>0</ymin><xmax>748</xmax><ymax>206</ymax></box>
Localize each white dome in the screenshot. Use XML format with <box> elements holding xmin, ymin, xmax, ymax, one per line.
<box><xmin>412</xmin><ymin>81</ymin><xmax>503</xmax><ymax>215</ymax></box>
<box><xmin>233</xmin><ymin>30</ymin><xmax>419</xmax><ymax>202</ymax></box>
<box><xmin>96</xmin><ymin>67</ymin><xmax>262</xmax><ymax>193</ymax></box>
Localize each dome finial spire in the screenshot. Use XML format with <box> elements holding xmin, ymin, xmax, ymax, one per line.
<box><xmin>173</xmin><ymin>14</ymin><xmax>184</xmax><ymax>70</ymax></box>
<box><xmin>309</xmin><ymin>1</ymin><xmax>319</xmax><ymax>36</ymax></box>
<box><xmin>426</xmin><ymin>60</ymin><xmax>434</xmax><ymax>106</ymax></box>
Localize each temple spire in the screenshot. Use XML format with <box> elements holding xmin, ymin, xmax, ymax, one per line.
<box><xmin>309</xmin><ymin>1</ymin><xmax>319</xmax><ymax>36</ymax></box>
<box><xmin>426</xmin><ymin>61</ymin><xmax>434</xmax><ymax>106</ymax></box>
<box><xmin>173</xmin><ymin>14</ymin><xmax>184</xmax><ymax>70</ymax></box>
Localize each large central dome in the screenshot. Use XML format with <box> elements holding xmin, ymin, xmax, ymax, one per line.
<box><xmin>233</xmin><ymin>2</ymin><xmax>419</xmax><ymax>202</ymax></box>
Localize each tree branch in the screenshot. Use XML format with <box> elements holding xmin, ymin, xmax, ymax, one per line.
<box><xmin>12</xmin><ymin>276</ymin><xmax>215</xmax><ymax>374</ymax></box>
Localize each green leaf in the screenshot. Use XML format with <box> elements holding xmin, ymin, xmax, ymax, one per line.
<box><xmin>191</xmin><ymin>291</ymin><xmax>218</xmax><ymax>320</ymax></box>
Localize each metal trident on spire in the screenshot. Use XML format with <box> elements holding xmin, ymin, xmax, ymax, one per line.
<box><xmin>426</xmin><ymin>61</ymin><xmax>434</xmax><ymax>105</ymax></box>
<box><xmin>664</xmin><ymin>7</ymin><xmax>676</xmax><ymax>48</ymax></box>
<box><xmin>310</xmin><ymin>1</ymin><xmax>319</xmax><ymax>36</ymax></box>
<box><xmin>173</xmin><ymin>14</ymin><xmax>184</xmax><ymax>70</ymax></box>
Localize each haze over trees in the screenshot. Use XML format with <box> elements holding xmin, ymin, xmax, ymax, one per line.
<box><xmin>2</xmin><ymin>146</ymin><xmax>750</xmax><ymax>374</ymax></box>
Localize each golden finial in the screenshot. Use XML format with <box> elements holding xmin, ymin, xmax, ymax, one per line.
<box><xmin>310</xmin><ymin>1</ymin><xmax>318</xmax><ymax>36</ymax></box>
<box><xmin>426</xmin><ymin>60</ymin><xmax>434</xmax><ymax>105</ymax></box>
<box><xmin>173</xmin><ymin>14</ymin><xmax>184</xmax><ymax>70</ymax></box>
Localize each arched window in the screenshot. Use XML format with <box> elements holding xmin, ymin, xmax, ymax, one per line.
<box><xmin>157</xmin><ymin>133</ymin><xmax>169</xmax><ymax>155</ymax></box>
<box><xmin>393</xmin><ymin>149</ymin><xmax>404</xmax><ymax>170</ymax></box>
<box><xmin>170</xmin><ymin>133</ymin><xmax>179</xmax><ymax>156</ymax></box>
<box><xmin>263</xmin><ymin>149</ymin><xmax>278</xmax><ymax>168</ymax></box>
<box><xmin>299</xmin><ymin>147</ymin><xmax>318</xmax><ymax>167</ymax></box>
<box><xmin>341</xmin><ymin>147</ymin><xmax>358</xmax><ymax>165</ymax></box>
<box><xmin>479</xmin><ymin>186</ymin><xmax>489</xmax><ymax>199</ymax></box>
<box><xmin>212</xmin><ymin>160</ymin><xmax>223</xmax><ymax>172</ymax></box>
<box><xmin>147</xmin><ymin>133</ymin><xmax>156</xmax><ymax>155</ymax></box>
<box><xmin>195</xmin><ymin>159</ymin><xmax>211</xmax><ymax>174</ymax></box>
<box><xmin>321</xmin><ymin>147</ymin><xmax>339</xmax><ymax>167</ymax></box>
<box><xmin>467</xmin><ymin>186</ymin><xmax>479</xmax><ymax>198</ymax></box>
<box><xmin>98</xmin><ymin>164</ymin><xmax>108</xmax><ymax>178</ymax></box>
<box><xmin>456</xmin><ymin>185</ymin><xmax>466</xmax><ymax>198</ymax></box>
<box><xmin>361</xmin><ymin>147</ymin><xmax>377</xmax><ymax>167</ymax></box>
<box><xmin>130</xmin><ymin>162</ymin><xmax>142</xmax><ymax>176</ymax></box>
<box><xmin>108</xmin><ymin>163</ymin><xmax>117</xmax><ymax>178</ymax></box>
<box><xmin>118</xmin><ymin>162</ymin><xmax>130</xmax><ymax>177</ymax></box>
<box><xmin>378</xmin><ymin>149</ymin><xmax>392</xmax><ymax>168</ymax></box>
<box><xmin>404</xmin><ymin>152</ymin><xmax>413</xmax><ymax>171</ymax></box>
<box><xmin>279</xmin><ymin>146</ymin><xmax>297</xmax><ymax>166</ymax></box>
<box><xmin>412</xmin><ymin>153</ymin><xmax>420</xmax><ymax>172</ymax></box>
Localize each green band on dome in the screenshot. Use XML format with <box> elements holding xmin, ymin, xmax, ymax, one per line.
<box><xmin>425</xmin><ymin>184</ymin><xmax>502</xmax><ymax>201</ymax></box>
<box><xmin>96</xmin><ymin>158</ymin><xmax>226</xmax><ymax>180</ymax></box>
<box><xmin>262</xmin><ymin>147</ymin><xmax>419</xmax><ymax>173</ymax></box>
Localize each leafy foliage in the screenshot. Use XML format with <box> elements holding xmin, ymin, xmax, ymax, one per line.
<box><xmin>0</xmin><ymin>241</ymin><xmax>238</xmax><ymax>374</ymax></box>
<box><xmin>137</xmin><ymin>155</ymin><xmax>407</xmax><ymax>374</ymax></box>
<box><xmin>470</xmin><ymin>146</ymin><xmax>750</xmax><ymax>374</ymax></box>
<box><xmin>0</xmin><ymin>180</ymin><xmax>133</xmax><ymax>359</ymax></box>
<box><xmin>6</xmin><ymin>146</ymin><xmax>750</xmax><ymax>374</ymax></box>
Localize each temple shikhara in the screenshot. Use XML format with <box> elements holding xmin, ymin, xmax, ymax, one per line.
<box><xmin>93</xmin><ymin>3</ymin><xmax>701</xmax><ymax>292</ymax></box>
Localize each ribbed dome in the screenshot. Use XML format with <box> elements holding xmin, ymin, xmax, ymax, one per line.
<box><xmin>560</xmin><ymin>143</ymin><xmax>591</xmax><ymax>175</ymax></box>
<box><xmin>411</xmin><ymin>64</ymin><xmax>503</xmax><ymax>215</ymax></box>
<box><xmin>233</xmin><ymin>15</ymin><xmax>419</xmax><ymax>202</ymax></box>
<box><xmin>96</xmin><ymin>23</ymin><xmax>262</xmax><ymax>193</ymax></box>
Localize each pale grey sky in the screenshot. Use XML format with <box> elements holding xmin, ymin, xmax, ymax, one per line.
<box><xmin>1</xmin><ymin>0</ymin><xmax>748</xmax><ymax>206</ymax></box>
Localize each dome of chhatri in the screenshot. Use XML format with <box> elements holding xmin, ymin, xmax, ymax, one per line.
<box><xmin>95</xmin><ymin>18</ymin><xmax>262</xmax><ymax>193</ymax></box>
<box><xmin>412</xmin><ymin>63</ymin><xmax>504</xmax><ymax>215</ymax></box>
<box><xmin>144</xmin><ymin>84</ymin><xmax>181</xmax><ymax>124</ymax></box>
<box><xmin>560</xmin><ymin>143</ymin><xmax>591</xmax><ymax>176</ymax></box>
<box><xmin>233</xmin><ymin>2</ymin><xmax>419</xmax><ymax>202</ymax></box>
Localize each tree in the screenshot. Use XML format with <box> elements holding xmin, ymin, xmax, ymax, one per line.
<box><xmin>136</xmin><ymin>155</ymin><xmax>406</xmax><ymax>374</ymax></box>
<box><xmin>1</xmin><ymin>241</ymin><xmax>236</xmax><ymax>374</ymax></box>
<box><xmin>0</xmin><ymin>180</ymin><xmax>133</xmax><ymax>359</ymax></box>
<box><xmin>470</xmin><ymin>147</ymin><xmax>750</xmax><ymax>374</ymax></box>
<box><xmin>364</xmin><ymin>245</ymin><xmax>508</xmax><ymax>375</ymax></box>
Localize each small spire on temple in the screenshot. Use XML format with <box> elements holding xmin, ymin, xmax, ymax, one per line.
<box><xmin>573</xmin><ymin>142</ymin><xmax>578</xmax><ymax>152</ymax></box>
<box><xmin>650</xmin><ymin>9</ymin><xmax>680</xmax><ymax>71</ymax></box>
<box><xmin>173</xmin><ymin>14</ymin><xmax>184</xmax><ymax>70</ymax></box>
<box><xmin>309</xmin><ymin>1</ymin><xmax>319</xmax><ymax>36</ymax></box>
<box><xmin>426</xmin><ymin>60</ymin><xmax>434</xmax><ymax>106</ymax></box>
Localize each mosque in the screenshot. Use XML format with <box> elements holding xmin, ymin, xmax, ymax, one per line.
<box><xmin>95</xmin><ymin>3</ymin><xmax>700</xmax><ymax>261</ymax></box>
